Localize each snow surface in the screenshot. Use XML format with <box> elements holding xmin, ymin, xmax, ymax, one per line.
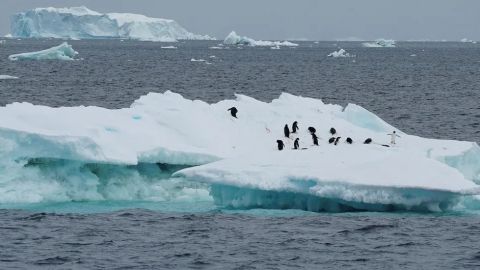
<box><xmin>0</xmin><ymin>91</ymin><xmax>479</xmax><ymax>210</ymax></box>
<box><xmin>161</xmin><ymin>46</ymin><xmax>177</xmax><ymax>49</ymax></box>
<box><xmin>223</xmin><ymin>31</ymin><xmax>298</xmax><ymax>47</ymax></box>
<box><xmin>327</xmin><ymin>48</ymin><xmax>354</xmax><ymax>58</ymax></box>
<box><xmin>0</xmin><ymin>75</ymin><xmax>19</xmax><ymax>80</ymax></box>
<box><xmin>8</xmin><ymin>42</ymin><xmax>78</xmax><ymax>61</ymax></box>
<box><xmin>363</xmin><ymin>39</ymin><xmax>396</xmax><ymax>48</ymax></box>
<box><xmin>11</xmin><ymin>6</ymin><xmax>213</xmax><ymax>42</ymax></box>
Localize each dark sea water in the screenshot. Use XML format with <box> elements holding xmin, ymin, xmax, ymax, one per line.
<box><xmin>1</xmin><ymin>39</ymin><xmax>480</xmax><ymax>269</ymax></box>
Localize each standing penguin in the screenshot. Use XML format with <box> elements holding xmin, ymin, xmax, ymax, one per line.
<box><xmin>334</xmin><ymin>137</ymin><xmax>341</xmax><ymax>145</ymax></box>
<box><xmin>276</xmin><ymin>140</ymin><xmax>285</xmax><ymax>150</ymax></box>
<box><xmin>284</xmin><ymin>124</ymin><xmax>290</xmax><ymax>138</ymax></box>
<box><xmin>330</xmin><ymin>128</ymin><xmax>337</xmax><ymax>136</ymax></box>
<box><xmin>346</xmin><ymin>137</ymin><xmax>353</xmax><ymax>144</ymax></box>
<box><xmin>294</xmin><ymin>138</ymin><xmax>300</xmax><ymax>149</ymax></box>
<box><xmin>308</xmin><ymin>127</ymin><xmax>316</xmax><ymax>134</ymax></box>
<box><xmin>227</xmin><ymin>107</ymin><xmax>238</xmax><ymax>118</ymax></box>
<box><xmin>312</xmin><ymin>133</ymin><xmax>319</xmax><ymax>146</ymax></box>
<box><xmin>292</xmin><ymin>121</ymin><xmax>299</xmax><ymax>133</ymax></box>
<box><xmin>387</xmin><ymin>131</ymin><xmax>401</xmax><ymax>144</ymax></box>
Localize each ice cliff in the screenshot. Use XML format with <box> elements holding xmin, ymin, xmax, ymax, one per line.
<box><xmin>10</xmin><ymin>6</ymin><xmax>213</xmax><ymax>42</ymax></box>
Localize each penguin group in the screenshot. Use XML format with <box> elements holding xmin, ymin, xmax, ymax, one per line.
<box><xmin>226</xmin><ymin>107</ymin><xmax>396</xmax><ymax>151</ymax></box>
<box><xmin>276</xmin><ymin>121</ymin><xmax>382</xmax><ymax>151</ymax></box>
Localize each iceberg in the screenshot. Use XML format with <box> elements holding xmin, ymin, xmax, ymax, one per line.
<box><xmin>363</xmin><ymin>39</ymin><xmax>396</xmax><ymax>48</ymax></box>
<box><xmin>0</xmin><ymin>75</ymin><xmax>19</xmax><ymax>80</ymax></box>
<box><xmin>223</xmin><ymin>31</ymin><xmax>298</xmax><ymax>47</ymax></box>
<box><xmin>0</xmin><ymin>91</ymin><xmax>479</xmax><ymax>211</ymax></box>
<box><xmin>461</xmin><ymin>38</ymin><xmax>477</xmax><ymax>44</ymax></box>
<box><xmin>10</xmin><ymin>6</ymin><xmax>213</xmax><ymax>42</ymax></box>
<box><xmin>8</xmin><ymin>42</ymin><xmax>78</xmax><ymax>61</ymax></box>
<box><xmin>327</xmin><ymin>48</ymin><xmax>354</xmax><ymax>58</ymax></box>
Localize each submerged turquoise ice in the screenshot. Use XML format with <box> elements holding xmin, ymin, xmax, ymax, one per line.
<box><xmin>1</xmin><ymin>91</ymin><xmax>480</xmax><ymax>213</ymax></box>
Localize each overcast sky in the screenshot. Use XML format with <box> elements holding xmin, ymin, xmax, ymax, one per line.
<box><xmin>1</xmin><ymin>0</ymin><xmax>479</xmax><ymax>41</ymax></box>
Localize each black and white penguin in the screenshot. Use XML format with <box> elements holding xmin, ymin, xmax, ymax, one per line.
<box><xmin>364</xmin><ymin>138</ymin><xmax>372</xmax><ymax>144</ymax></box>
<box><xmin>346</xmin><ymin>137</ymin><xmax>353</xmax><ymax>144</ymax></box>
<box><xmin>328</xmin><ymin>137</ymin><xmax>336</xmax><ymax>144</ymax></box>
<box><xmin>277</xmin><ymin>140</ymin><xmax>285</xmax><ymax>150</ymax></box>
<box><xmin>284</xmin><ymin>124</ymin><xmax>290</xmax><ymax>138</ymax></box>
<box><xmin>308</xmin><ymin>127</ymin><xmax>316</xmax><ymax>134</ymax></box>
<box><xmin>292</xmin><ymin>121</ymin><xmax>299</xmax><ymax>133</ymax></box>
<box><xmin>334</xmin><ymin>137</ymin><xmax>341</xmax><ymax>145</ymax></box>
<box><xmin>330</xmin><ymin>127</ymin><xmax>337</xmax><ymax>136</ymax></box>
<box><xmin>294</xmin><ymin>138</ymin><xmax>300</xmax><ymax>149</ymax></box>
<box><xmin>227</xmin><ymin>107</ymin><xmax>238</xmax><ymax>118</ymax></box>
<box><xmin>312</xmin><ymin>133</ymin><xmax>319</xmax><ymax>146</ymax></box>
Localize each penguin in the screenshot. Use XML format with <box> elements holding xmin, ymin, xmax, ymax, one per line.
<box><xmin>227</xmin><ymin>107</ymin><xmax>238</xmax><ymax>118</ymax></box>
<box><xmin>292</xmin><ymin>121</ymin><xmax>299</xmax><ymax>133</ymax></box>
<box><xmin>328</xmin><ymin>137</ymin><xmax>336</xmax><ymax>144</ymax></box>
<box><xmin>330</xmin><ymin>127</ymin><xmax>337</xmax><ymax>136</ymax></box>
<box><xmin>334</xmin><ymin>137</ymin><xmax>341</xmax><ymax>145</ymax></box>
<box><xmin>293</xmin><ymin>138</ymin><xmax>300</xmax><ymax>149</ymax></box>
<box><xmin>364</xmin><ymin>138</ymin><xmax>372</xmax><ymax>144</ymax></box>
<box><xmin>276</xmin><ymin>140</ymin><xmax>285</xmax><ymax>150</ymax></box>
<box><xmin>312</xmin><ymin>133</ymin><xmax>319</xmax><ymax>146</ymax></box>
<box><xmin>308</xmin><ymin>127</ymin><xmax>316</xmax><ymax>134</ymax></box>
<box><xmin>346</xmin><ymin>137</ymin><xmax>353</xmax><ymax>144</ymax></box>
<box><xmin>284</xmin><ymin>124</ymin><xmax>290</xmax><ymax>138</ymax></box>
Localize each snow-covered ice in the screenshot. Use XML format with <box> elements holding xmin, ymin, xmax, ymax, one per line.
<box><xmin>10</xmin><ymin>6</ymin><xmax>213</xmax><ymax>42</ymax></box>
<box><xmin>0</xmin><ymin>91</ymin><xmax>479</xmax><ymax>211</ymax></box>
<box><xmin>363</xmin><ymin>39</ymin><xmax>396</xmax><ymax>48</ymax></box>
<box><xmin>0</xmin><ymin>75</ymin><xmax>19</xmax><ymax>80</ymax></box>
<box><xmin>327</xmin><ymin>49</ymin><xmax>354</xmax><ymax>58</ymax></box>
<box><xmin>8</xmin><ymin>42</ymin><xmax>78</xmax><ymax>61</ymax></box>
<box><xmin>161</xmin><ymin>46</ymin><xmax>177</xmax><ymax>49</ymax></box>
<box><xmin>223</xmin><ymin>31</ymin><xmax>298</xmax><ymax>47</ymax></box>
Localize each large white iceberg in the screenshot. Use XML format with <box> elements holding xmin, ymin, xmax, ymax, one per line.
<box><xmin>0</xmin><ymin>91</ymin><xmax>479</xmax><ymax>211</ymax></box>
<box><xmin>223</xmin><ymin>31</ymin><xmax>298</xmax><ymax>47</ymax></box>
<box><xmin>10</xmin><ymin>6</ymin><xmax>213</xmax><ymax>42</ymax></box>
<box><xmin>363</xmin><ymin>39</ymin><xmax>396</xmax><ymax>48</ymax></box>
<box><xmin>8</xmin><ymin>42</ymin><xmax>78</xmax><ymax>61</ymax></box>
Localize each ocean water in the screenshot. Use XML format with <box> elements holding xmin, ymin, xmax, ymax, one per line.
<box><xmin>1</xmin><ymin>39</ymin><xmax>480</xmax><ymax>269</ymax></box>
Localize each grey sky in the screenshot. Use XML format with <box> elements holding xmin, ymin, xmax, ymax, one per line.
<box><xmin>1</xmin><ymin>0</ymin><xmax>479</xmax><ymax>41</ymax></box>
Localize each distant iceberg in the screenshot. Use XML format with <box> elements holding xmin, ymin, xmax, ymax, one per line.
<box><xmin>0</xmin><ymin>75</ymin><xmax>19</xmax><ymax>80</ymax></box>
<box><xmin>223</xmin><ymin>31</ymin><xmax>298</xmax><ymax>47</ymax></box>
<box><xmin>461</xmin><ymin>38</ymin><xmax>477</xmax><ymax>44</ymax></box>
<box><xmin>0</xmin><ymin>91</ymin><xmax>479</xmax><ymax>211</ymax></box>
<box><xmin>327</xmin><ymin>48</ymin><xmax>354</xmax><ymax>58</ymax></box>
<box><xmin>363</xmin><ymin>39</ymin><xmax>396</xmax><ymax>48</ymax></box>
<box><xmin>8</xmin><ymin>42</ymin><xmax>78</xmax><ymax>61</ymax></box>
<box><xmin>10</xmin><ymin>6</ymin><xmax>213</xmax><ymax>42</ymax></box>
